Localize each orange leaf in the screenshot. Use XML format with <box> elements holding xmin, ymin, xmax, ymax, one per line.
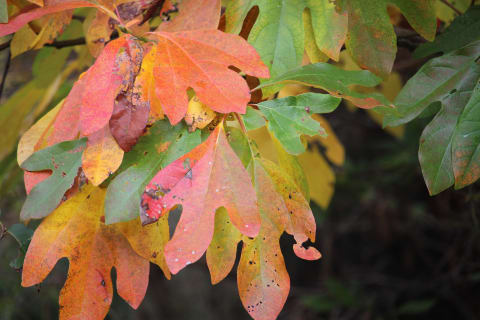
<box><xmin>142</xmin><ymin>124</ymin><xmax>261</xmax><ymax>274</ymax></box>
<box><xmin>22</xmin><ymin>185</ymin><xmax>149</xmax><ymax>319</ymax></box>
<box><xmin>82</xmin><ymin>125</ymin><xmax>124</xmax><ymax>186</ymax></box>
<box><xmin>237</xmin><ymin>160</ymin><xmax>290</xmax><ymax>320</ymax></box>
<box><xmin>149</xmin><ymin>29</ymin><xmax>269</xmax><ymax>124</ymax></box>
<box><xmin>157</xmin><ymin>0</ymin><xmax>221</xmax><ymax>32</ymax></box>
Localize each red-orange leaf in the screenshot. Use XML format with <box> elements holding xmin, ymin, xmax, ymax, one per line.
<box><xmin>80</xmin><ymin>37</ymin><xmax>128</xmax><ymax>135</ymax></box>
<box><xmin>0</xmin><ymin>1</ymin><xmax>96</xmax><ymax>37</ymax></box>
<box><xmin>142</xmin><ymin>124</ymin><xmax>261</xmax><ymax>274</ymax></box>
<box><xmin>157</xmin><ymin>0</ymin><xmax>221</xmax><ymax>32</ymax></box>
<box><xmin>148</xmin><ymin>29</ymin><xmax>269</xmax><ymax>124</ymax></box>
<box><xmin>22</xmin><ymin>185</ymin><xmax>149</xmax><ymax>320</ymax></box>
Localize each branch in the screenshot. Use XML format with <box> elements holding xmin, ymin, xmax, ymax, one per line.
<box><xmin>45</xmin><ymin>37</ymin><xmax>86</xmax><ymax>48</ymax></box>
<box><xmin>0</xmin><ymin>49</ymin><xmax>11</xmax><ymax>102</ymax></box>
<box><xmin>440</xmin><ymin>0</ymin><xmax>462</xmax><ymax>15</ymax></box>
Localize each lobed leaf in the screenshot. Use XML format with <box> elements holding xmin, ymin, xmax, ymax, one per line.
<box><xmin>142</xmin><ymin>124</ymin><xmax>261</xmax><ymax>274</ymax></box>
<box><xmin>22</xmin><ymin>185</ymin><xmax>150</xmax><ymax>319</ymax></box>
<box><xmin>20</xmin><ymin>138</ymin><xmax>86</xmax><ymax>220</ymax></box>
<box><xmin>255</xmin><ymin>93</ymin><xmax>340</xmax><ymax>154</ymax></box>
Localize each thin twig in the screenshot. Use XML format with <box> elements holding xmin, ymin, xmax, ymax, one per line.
<box><xmin>0</xmin><ymin>49</ymin><xmax>11</xmax><ymax>102</ymax></box>
<box><xmin>45</xmin><ymin>37</ymin><xmax>86</xmax><ymax>48</ymax></box>
<box><xmin>440</xmin><ymin>0</ymin><xmax>462</xmax><ymax>15</ymax></box>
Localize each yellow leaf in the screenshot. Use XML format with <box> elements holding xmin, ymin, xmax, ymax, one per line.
<box><xmin>82</xmin><ymin>125</ymin><xmax>124</xmax><ymax>186</ymax></box>
<box><xmin>185</xmin><ymin>95</ymin><xmax>217</xmax><ymax>131</ymax></box>
<box><xmin>303</xmin><ymin>9</ymin><xmax>329</xmax><ymax>64</ymax></box>
<box><xmin>17</xmin><ymin>100</ymin><xmax>63</xmax><ymax>166</ymax></box>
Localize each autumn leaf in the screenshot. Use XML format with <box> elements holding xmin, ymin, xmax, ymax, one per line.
<box><xmin>80</xmin><ymin>36</ymin><xmax>142</xmax><ymax>136</ymax></box>
<box><xmin>184</xmin><ymin>95</ymin><xmax>217</xmax><ymax>132</ymax></box>
<box><xmin>206</xmin><ymin>207</ymin><xmax>242</xmax><ymax>284</ymax></box>
<box><xmin>237</xmin><ymin>159</ymin><xmax>290</xmax><ymax>320</ymax></box>
<box><xmin>0</xmin><ymin>1</ymin><xmax>96</xmax><ymax>37</ymax></box>
<box><xmin>104</xmin><ymin>120</ymin><xmax>201</xmax><ymax>224</ymax></box>
<box><xmin>142</xmin><ymin>124</ymin><xmax>261</xmax><ymax>274</ymax></box>
<box><xmin>109</xmin><ymin>93</ymin><xmax>150</xmax><ymax>152</ymax></box>
<box><xmin>20</xmin><ymin>138</ymin><xmax>86</xmax><ymax>220</ymax></box>
<box><xmin>22</xmin><ymin>185</ymin><xmax>150</xmax><ymax>319</ymax></box>
<box><xmin>116</xmin><ymin>215</ymin><xmax>171</xmax><ymax>279</ymax></box>
<box><xmin>82</xmin><ymin>125</ymin><xmax>124</xmax><ymax>186</ymax></box>
<box><xmin>146</xmin><ymin>29</ymin><xmax>269</xmax><ymax>124</ymax></box>
<box><xmin>157</xmin><ymin>0</ymin><xmax>221</xmax><ymax>32</ymax></box>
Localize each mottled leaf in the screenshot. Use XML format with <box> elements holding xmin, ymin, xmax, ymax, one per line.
<box><xmin>104</xmin><ymin>120</ymin><xmax>201</xmax><ymax>224</ymax></box>
<box><xmin>143</xmin><ymin>124</ymin><xmax>261</xmax><ymax>274</ymax></box>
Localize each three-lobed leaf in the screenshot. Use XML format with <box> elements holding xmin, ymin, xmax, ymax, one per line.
<box><xmin>20</xmin><ymin>138</ymin><xmax>86</xmax><ymax>220</ymax></box>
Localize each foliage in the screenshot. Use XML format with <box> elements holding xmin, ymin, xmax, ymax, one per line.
<box><xmin>0</xmin><ymin>0</ymin><xmax>479</xmax><ymax>319</ymax></box>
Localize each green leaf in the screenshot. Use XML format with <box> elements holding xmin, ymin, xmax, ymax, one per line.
<box><xmin>20</xmin><ymin>138</ymin><xmax>86</xmax><ymax>220</ymax></box>
<box><xmin>257</xmin><ymin>63</ymin><xmax>392</xmax><ymax>109</ymax></box>
<box><xmin>104</xmin><ymin>120</ymin><xmax>201</xmax><ymax>224</ymax></box>
<box><xmin>384</xmin><ymin>41</ymin><xmax>480</xmax><ymax>127</ymax></box>
<box><xmin>255</xmin><ymin>93</ymin><xmax>340</xmax><ymax>154</ymax></box>
<box><xmin>340</xmin><ymin>0</ymin><xmax>436</xmax><ymax>77</ymax></box>
<box><xmin>452</xmin><ymin>81</ymin><xmax>480</xmax><ymax>189</ymax></box>
<box><xmin>419</xmin><ymin>65</ymin><xmax>480</xmax><ymax>195</ymax></box>
<box><xmin>226</xmin><ymin>126</ymin><xmax>253</xmax><ymax>174</ymax></box>
<box><xmin>414</xmin><ymin>6</ymin><xmax>480</xmax><ymax>58</ymax></box>
<box><xmin>0</xmin><ymin>0</ymin><xmax>7</xmax><ymax>23</ymax></box>
<box><xmin>242</xmin><ymin>107</ymin><xmax>265</xmax><ymax>131</ymax></box>
<box><xmin>397</xmin><ymin>299</ymin><xmax>436</xmax><ymax>315</ymax></box>
<box><xmin>225</xmin><ymin>0</ymin><xmax>347</xmax><ymax>97</ymax></box>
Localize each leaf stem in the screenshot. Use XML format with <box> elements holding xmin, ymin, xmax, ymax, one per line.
<box><xmin>234</xmin><ymin>112</ymin><xmax>247</xmax><ymax>134</ymax></box>
<box><xmin>0</xmin><ymin>49</ymin><xmax>11</xmax><ymax>103</ymax></box>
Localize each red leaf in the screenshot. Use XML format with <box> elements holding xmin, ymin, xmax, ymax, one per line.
<box><xmin>142</xmin><ymin>124</ymin><xmax>261</xmax><ymax>274</ymax></box>
<box><xmin>109</xmin><ymin>93</ymin><xmax>149</xmax><ymax>152</ymax></box>
<box><xmin>80</xmin><ymin>37</ymin><xmax>128</xmax><ymax>135</ymax></box>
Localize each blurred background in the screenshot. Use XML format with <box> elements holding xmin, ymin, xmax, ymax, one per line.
<box><xmin>2</xmin><ymin>4</ymin><xmax>480</xmax><ymax>320</ymax></box>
